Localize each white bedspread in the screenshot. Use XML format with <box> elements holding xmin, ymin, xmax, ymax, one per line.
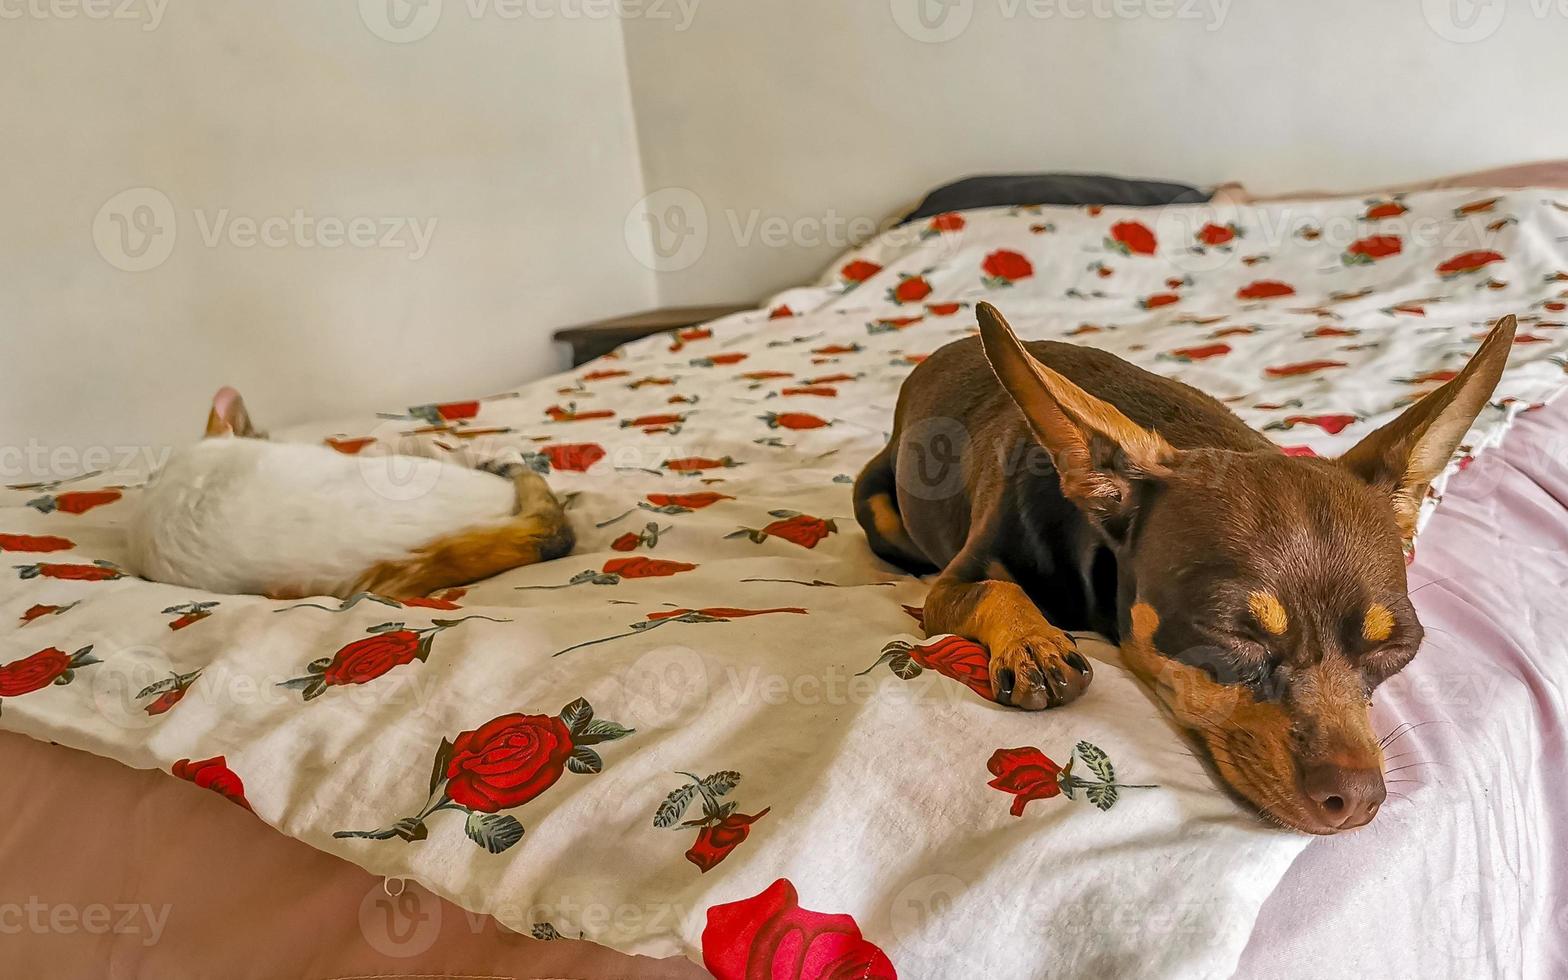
<box><xmin>3</xmin><ymin>188</ymin><xmax>1565</xmax><ymax>979</ymax></box>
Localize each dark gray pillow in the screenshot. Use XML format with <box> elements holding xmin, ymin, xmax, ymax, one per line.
<box><xmin>901</xmin><ymin>173</ymin><xmax>1210</xmax><ymax>224</ymax></box>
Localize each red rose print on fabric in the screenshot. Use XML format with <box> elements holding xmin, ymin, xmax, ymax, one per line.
<box><xmin>655</xmin><ymin>770</ymin><xmax>769</xmax><ymax>873</ymax></box>
<box><xmin>401</xmin><ymin>588</ymin><xmax>468</xmax><ymax>610</ymax></box>
<box><xmin>988</xmin><ymin>741</ymin><xmax>1154</xmax><ymax>815</ymax></box>
<box><xmin>545</xmin><ymin>403</ymin><xmax>614</xmax><ymax>423</ymax></box>
<box><xmin>580</xmin><ymin>368</ymin><xmax>630</xmax><ymax>382</ymax></box>
<box><xmin>1195</xmin><ymin>222</ymin><xmax>1241</xmax><ymax>248</ymax></box>
<box><xmin>692</xmin><ymin>352</ymin><xmax>749</xmax><ymax>368</ymax></box>
<box><xmin>622</xmin><ymin>413</ymin><xmax>687</xmax><ymax>431</ymax></box>
<box><xmin>1398</xmin><ymin>368</ymin><xmax>1460</xmax><ymax>386</ymax></box>
<box><xmin>1139</xmin><ymin>292</ymin><xmax>1181</xmax><ymax>310</ymax></box>
<box><xmin>1362</xmin><ymin>199</ymin><xmax>1406</xmax><ymax>220</ymax></box>
<box><xmin>554</xmin><ymin>607</ymin><xmax>806</xmax><ymax>657</ymax></box>
<box><xmin>0</xmin><ymin>645</ymin><xmax>99</xmax><ymax>715</ymax></box>
<box><xmin>811</xmin><ymin>343</ymin><xmax>861</xmax><ymax>356</ymax></box>
<box><xmin>529</xmin><ymin>443</ymin><xmax>606</xmax><ymax>473</ymax></box>
<box><xmin>926</xmin><ymin>302</ymin><xmax>963</xmax><ymax>316</ymax></box>
<box><xmin>742</xmin><ymin>370</ymin><xmax>793</xmax><ymax>382</ymax></box>
<box><xmin>325</xmin><ymin>436</ymin><xmax>376</xmax><ymax>455</ymax></box>
<box><xmin>1265</xmin><ymin>414</ymin><xmax>1360</xmax><ymax>435</ymax></box>
<box><xmin>519</xmin><ymin>556</ymin><xmax>697</xmax><ymax>590</ymax></box>
<box><xmin>276</xmin><ymin>590</ymin><xmax>467</xmax><ymax>615</ymax></box>
<box><xmin>924</xmin><ymin>212</ymin><xmax>965</xmax><ymax>237</ymax></box>
<box><xmin>25</xmin><ymin>489</ymin><xmax>122</xmax><ymax>515</ymax></box>
<box><xmin>279</xmin><ymin>616</ymin><xmax>508</xmax><ymax>701</ymax></box>
<box><xmin>641</xmin><ymin>491</ymin><xmax>734</xmax><ymax>514</ymax></box>
<box><xmin>781</xmin><ymin>386</ymin><xmax>837</xmax><ymax>397</ymax></box>
<box><xmin>172</xmin><ymin>756</ymin><xmax>252</xmax><ymax>811</ymax></box>
<box><xmin>163</xmin><ymin>601</ymin><xmax>218</xmax><ymax>631</ymax></box>
<box><xmin>728</xmin><ymin>511</ymin><xmax>837</xmax><ymax>549</ymax></box>
<box><xmin>1160</xmin><ymin>343</ymin><xmax>1231</xmax><ymax>363</ymax></box>
<box><xmin>1454</xmin><ymin>196</ymin><xmax>1501</xmax><ymax>217</ymax></box>
<box><xmin>407</xmin><ymin>400</ymin><xmax>480</xmax><ymax>425</ymax></box>
<box><xmin>1237</xmin><ymin>280</ymin><xmax>1296</xmax><ymax>300</ymax></box>
<box><xmin>19</xmin><ymin>601</ymin><xmax>78</xmax><ymax>626</ymax></box>
<box><xmin>1281</xmin><ymin>445</ymin><xmax>1320</xmax><ymax>458</ymax></box>
<box><xmin>137</xmin><ymin>668</ymin><xmax>203</xmax><ymax>716</ymax></box>
<box><xmin>887</xmin><ymin>274</ymin><xmax>933</xmax><ymax>305</ymax></box>
<box><xmin>981</xmin><ymin>249</ymin><xmax>1034</xmax><ymax>287</ymax></box>
<box><xmin>0</xmin><ymin>533</ymin><xmax>74</xmax><ymax>553</ymax></box>
<box><xmin>1343</xmin><ymin>235</ymin><xmax>1402</xmax><ymax>265</ymax></box>
<box><xmin>760</xmin><ymin>412</ymin><xmax>832</xmax><ymax>431</ymax></box>
<box><xmin>335</xmin><ymin>698</ymin><xmax>633</xmax><ymax>852</ymax></box>
<box><xmin>860</xmin><ymin>635</ymin><xmax>992</xmax><ymax>700</ymax></box>
<box><xmin>611</xmin><ymin>522</ymin><xmax>670</xmax><ymax>552</ymax></box>
<box><xmin>1437</xmin><ymin>250</ymin><xmax>1504</xmax><ymax>279</ymax></box>
<box><xmin>768</xmin><ymin>305</ymin><xmax>795</xmax><ymax>319</ymax></box>
<box><xmin>1106</xmin><ymin>221</ymin><xmax>1157</xmax><ymax>257</ymax></box>
<box><xmin>702</xmin><ymin>879</ymin><xmax>896</xmax><ymax>980</ymax></box>
<box><xmin>1305</xmin><ymin>325</ymin><xmax>1359</xmax><ymax>339</ymax></box>
<box><xmin>664</xmin><ymin>456</ymin><xmax>740</xmax><ymax>473</ymax></box>
<box><xmin>838</xmin><ymin>259</ymin><xmax>882</xmax><ymax>288</ymax></box>
<box><xmin>15</xmin><ymin>560</ymin><xmax>122</xmax><ymax>581</ymax></box>
<box><xmin>866</xmin><ymin>315</ymin><xmax>923</xmax><ymax>335</ymax></box>
<box><xmin>1265</xmin><ymin>359</ymin><xmax>1347</xmax><ymax>378</ymax></box>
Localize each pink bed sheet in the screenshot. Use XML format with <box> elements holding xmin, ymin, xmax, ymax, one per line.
<box><xmin>4</xmin><ymin>351</ymin><xmax>1565</xmax><ymax>980</ymax></box>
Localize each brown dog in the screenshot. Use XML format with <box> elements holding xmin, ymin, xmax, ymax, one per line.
<box><xmin>853</xmin><ymin>302</ymin><xmax>1515</xmax><ymax>833</ymax></box>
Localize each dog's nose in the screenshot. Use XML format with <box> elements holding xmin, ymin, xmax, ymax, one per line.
<box><xmin>1302</xmin><ymin>764</ymin><xmax>1386</xmax><ymax>831</ymax></box>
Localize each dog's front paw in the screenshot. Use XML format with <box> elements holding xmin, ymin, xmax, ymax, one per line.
<box><xmin>989</xmin><ymin>629</ymin><xmax>1093</xmax><ymax>710</ymax></box>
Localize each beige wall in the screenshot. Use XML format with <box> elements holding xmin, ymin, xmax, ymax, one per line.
<box><xmin>1</xmin><ymin>0</ymin><xmax>656</xmax><ymax>473</ymax></box>
<box><xmin>622</xmin><ymin>0</ymin><xmax>1568</xmax><ymax>305</ymax></box>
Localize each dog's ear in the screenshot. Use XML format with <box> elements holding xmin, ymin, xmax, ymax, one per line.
<box><xmin>205</xmin><ymin>386</ymin><xmax>260</xmax><ymax>438</ymax></box>
<box><xmin>1338</xmin><ymin>314</ymin><xmax>1515</xmax><ymax>542</ymax></box>
<box><xmin>976</xmin><ymin>302</ymin><xmax>1173</xmax><ymax>529</ymax></box>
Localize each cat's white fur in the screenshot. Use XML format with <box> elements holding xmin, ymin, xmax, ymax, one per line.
<box><xmin>125</xmin><ymin>430</ymin><xmax>515</xmax><ymax>599</ymax></box>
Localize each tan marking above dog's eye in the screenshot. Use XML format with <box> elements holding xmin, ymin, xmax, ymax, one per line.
<box><xmin>1363</xmin><ymin>603</ymin><xmax>1395</xmax><ymax>643</ymax></box>
<box><xmin>1248</xmin><ymin>591</ymin><xmax>1289</xmax><ymax>636</ymax></box>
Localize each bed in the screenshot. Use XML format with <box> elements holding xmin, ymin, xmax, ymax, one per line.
<box><xmin>4</xmin><ymin>183</ymin><xmax>1566</xmax><ymax>979</ymax></box>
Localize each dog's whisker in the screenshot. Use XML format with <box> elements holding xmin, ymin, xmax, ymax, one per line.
<box><xmin>1384</xmin><ymin>761</ymin><xmax>1447</xmax><ymax>774</ymax></box>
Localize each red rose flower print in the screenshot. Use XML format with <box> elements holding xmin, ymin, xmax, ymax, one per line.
<box><xmin>981</xmin><ymin>249</ymin><xmax>1034</xmax><ymax>287</ymax></box>
<box><xmin>19</xmin><ymin>601</ymin><xmax>77</xmax><ymax>626</ymax></box>
<box><xmin>0</xmin><ymin>645</ymin><xmax>99</xmax><ymax>710</ymax></box>
<box><xmin>861</xmin><ymin>635</ymin><xmax>991</xmax><ymax>700</ymax></box>
<box><xmin>137</xmin><ymin>668</ymin><xmax>202</xmax><ymax>716</ymax></box>
<box><xmin>988</xmin><ymin>741</ymin><xmax>1153</xmax><ymax>815</ymax></box>
<box><xmin>926</xmin><ymin>302</ymin><xmax>963</xmax><ymax>316</ymax></box>
<box><xmin>1437</xmin><ymin>250</ymin><xmax>1504</xmax><ymax>279</ymax></box>
<box><xmin>400</xmin><ymin>588</ymin><xmax>467</xmax><ymax>610</ymax></box>
<box><xmin>760</xmin><ymin>411</ymin><xmax>831</xmax><ymax>431</ymax></box>
<box><xmin>25</xmin><ymin>489</ymin><xmax>122</xmax><ymax>515</ymax></box>
<box><xmin>1281</xmin><ymin>445</ymin><xmax>1319</xmax><ymax>458</ymax></box>
<box><xmin>610</xmin><ymin>522</ymin><xmax>669</xmax><ymax>552</ymax></box>
<box><xmin>702</xmin><ymin>879</ymin><xmax>896</xmax><ymax>980</ymax></box>
<box><xmin>924</xmin><ymin>211</ymin><xmax>966</xmax><ymax>236</ymax></box>
<box><xmin>533</xmin><ymin>442</ymin><xmax>606</xmax><ymax>473</ymax></box>
<box><xmin>555</xmin><ymin>607</ymin><xmax>806</xmax><ymax>657</ymax></box>
<box><xmin>692</xmin><ymin>352</ymin><xmax>749</xmax><ymax>368</ymax></box>
<box><xmin>163</xmin><ymin>601</ymin><xmax>218</xmax><ymax>630</ymax></box>
<box><xmin>1237</xmin><ymin>280</ymin><xmax>1296</xmax><ymax>300</ymax></box>
<box><xmin>782</xmin><ymin>386</ymin><xmax>837</xmax><ymax>397</ymax></box>
<box><xmin>580</xmin><ymin>368</ymin><xmax>630</xmax><ymax>382</ymax></box>
<box><xmin>1362</xmin><ymin>200</ymin><xmax>1406</xmax><ymax>220</ymax></box>
<box><xmin>887</xmin><ymin>274</ymin><xmax>933</xmax><ymax>305</ymax></box>
<box><xmin>325</xmin><ymin>436</ymin><xmax>376</xmax><ymax>455</ymax></box>
<box><xmin>768</xmin><ymin>304</ymin><xmax>795</xmax><ymax>319</ymax></box>
<box><xmin>0</xmin><ymin>533</ymin><xmax>74</xmax><ymax>553</ymax></box>
<box><xmin>279</xmin><ymin>616</ymin><xmax>507</xmax><ymax>701</ymax></box>
<box><xmin>1454</xmin><ymin>196</ymin><xmax>1500</xmax><ymax>217</ymax></box>
<box><xmin>728</xmin><ymin>511</ymin><xmax>837</xmax><ymax>549</ymax></box>
<box><xmin>15</xmin><ymin>560</ymin><xmax>122</xmax><ymax>582</ymax></box>
<box><xmin>1160</xmin><ymin>343</ymin><xmax>1231</xmax><ymax>363</ymax></box>
<box><xmin>655</xmin><ymin>770</ymin><xmax>769</xmax><ymax>873</ymax></box>
<box><xmin>1264</xmin><ymin>359</ymin><xmax>1347</xmax><ymax>378</ymax></box>
<box><xmin>839</xmin><ymin>259</ymin><xmax>882</xmax><ymax>287</ymax></box>
<box><xmin>1196</xmin><ymin>222</ymin><xmax>1241</xmax><ymax>248</ymax></box>
<box><xmin>172</xmin><ymin>756</ymin><xmax>253</xmax><ymax>810</ymax></box>
<box><xmin>1106</xmin><ymin>221</ymin><xmax>1157</xmax><ymax>257</ymax></box>
<box><xmin>866</xmin><ymin>315</ymin><xmax>923</xmax><ymax>335</ymax></box>
<box><xmin>1265</xmin><ymin>414</ymin><xmax>1359</xmax><ymax>435</ymax></box>
<box><xmin>742</xmin><ymin>370</ymin><xmax>793</xmax><ymax>382</ymax></box>
<box><xmin>642</xmin><ymin>491</ymin><xmax>734</xmax><ymax>514</ymax></box>
<box><xmin>1139</xmin><ymin>292</ymin><xmax>1181</xmax><ymax>310</ymax></box>
<box><xmin>1398</xmin><ymin>369</ymin><xmax>1460</xmax><ymax>386</ymax></box>
<box><xmin>664</xmin><ymin>456</ymin><xmax>740</xmax><ymax>473</ymax></box>
<box><xmin>335</xmin><ymin>698</ymin><xmax>633</xmax><ymax>852</ymax></box>
<box><xmin>1305</xmin><ymin>325</ymin><xmax>1359</xmax><ymax>339</ymax></box>
<box><xmin>811</xmin><ymin>343</ymin><xmax>861</xmax><ymax>356</ymax></box>
<box><xmin>1343</xmin><ymin>235</ymin><xmax>1402</xmax><ymax>265</ymax></box>
<box><xmin>604</xmin><ymin>556</ymin><xmax>696</xmax><ymax>578</ymax></box>
<box><xmin>545</xmin><ymin>403</ymin><xmax>614</xmax><ymax>423</ymax></box>
<box><xmin>622</xmin><ymin>413</ymin><xmax>687</xmax><ymax>430</ymax></box>
<box><xmin>408</xmin><ymin>400</ymin><xmax>480</xmax><ymax>425</ymax></box>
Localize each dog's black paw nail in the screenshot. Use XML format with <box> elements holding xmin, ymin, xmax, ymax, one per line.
<box><xmin>1064</xmin><ymin>651</ymin><xmax>1091</xmax><ymax>675</ymax></box>
<box><xmin>996</xmin><ymin>667</ymin><xmax>1016</xmax><ymax>704</ymax></box>
<box><xmin>1048</xmin><ymin>665</ymin><xmax>1067</xmax><ymax>690</ymax></box>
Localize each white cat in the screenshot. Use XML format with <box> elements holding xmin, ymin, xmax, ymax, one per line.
<box><xmin>125</xmin><ymin>388</ymin><xmax>573</xmax><ymax>599</ymax></box>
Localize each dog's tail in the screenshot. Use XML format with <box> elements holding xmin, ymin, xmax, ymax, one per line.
<box><xmin>852</xmin><ymin>445</ymin><xmax>937</xmax><ymax>574</ymax></box>
<box><xmin>348</xmin><ymin>467</ymin><xmax>574</xmax><ymax>599</ymax></box>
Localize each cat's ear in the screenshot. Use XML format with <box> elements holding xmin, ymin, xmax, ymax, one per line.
<box><xmin>205</xmin><ymin>387</ymin><xmax>260</xmax><ymax>438</ymax></box>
